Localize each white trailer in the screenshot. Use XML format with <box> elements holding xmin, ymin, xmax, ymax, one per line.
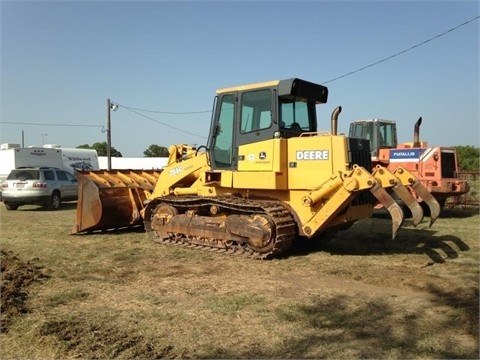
<box><xmin>0</xmin><ymin>146</ymin><xmax>100</xmax><ymax>181</ymax></box>
<box><xmin>0</xmin><ymin>145</ymin><xmax>100</xmax><ymax>200</ymax></box>
<box><xmin>0</xmin><ymin>147</ymin><xmax>64</xmax><ymax>182</ymax></box>
<box><xmin>60</xmin><ymin>148</ymin><xmax>99</xmax><ymax>173</ymax></box>
<box><xmin>98</xmin><ymin>157</ymin><xmax>168</xmax><ymax>170</ymax></box>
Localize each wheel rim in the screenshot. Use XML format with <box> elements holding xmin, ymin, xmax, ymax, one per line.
<box><xmin>53</xmin><ymin>194</ymin><xmax>60</xmax><ymax>209</ymax></box>
<box><xmin>246</xmin><ymin>214</ymin><xmax>276</xmax><ymax>253</ymax></box>
<box><xmin>149</xmin><ymin>203</ymin><xmax>178</xmax><ymax>239</ymax></box>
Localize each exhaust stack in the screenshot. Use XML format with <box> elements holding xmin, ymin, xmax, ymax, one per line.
<box><xmin>413</xmin><ymin>117</ymin><xmax>422</xmax><ymax>147</ymax></box>
<box><xmin>331</xmin><ymin>106</ymin><xmax>342</xmax><ymax>135</ymax></box>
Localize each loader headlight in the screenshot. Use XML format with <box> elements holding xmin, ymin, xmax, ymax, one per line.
<box><xmin>273</xmin><ymin>131</ymin><xmax>281</xmax><ymax>138</ymax></box>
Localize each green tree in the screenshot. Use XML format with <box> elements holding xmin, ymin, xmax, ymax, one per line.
<box><xmin>455</xmin><ymin>145</ymin><xmax>479</xmax><ymax>171</ymax></box>
<box><xmin>143</xmin><ymin>144</ymin><xmax>169</xmax><ymax>157</ymax></box>
<box><xmin>77</xmin><ymin>142</ymin><xmax>122</xmax><ymax>157</ymax></box>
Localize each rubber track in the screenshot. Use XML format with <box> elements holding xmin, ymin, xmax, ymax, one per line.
<box><xmin>144</xmin><ymin>196</ymin><xmax>296</xmax><ymax>259</ymax></box>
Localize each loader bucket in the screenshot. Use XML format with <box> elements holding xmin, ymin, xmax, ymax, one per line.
<box><xmin>72</xmin><ymin>170</ymin><xmax>162</xmax><ymax>234</ymax></box>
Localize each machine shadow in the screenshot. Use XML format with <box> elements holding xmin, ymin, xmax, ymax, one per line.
<box><xmin>440</xmin><ymin>206</ymin><xmax>479</xmax><ymax>219</ymax></box>
<box><xmin>288</xmin><ymin>218</ymin><xmax>470</xmax><ymax>264</ymax></box>
<box><xmin>3</xmin><ymin>201</ymin><xmax>78</xmax><ymax>212</ymax></box>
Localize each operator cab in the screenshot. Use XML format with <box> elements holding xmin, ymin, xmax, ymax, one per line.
<box><xmin>208</xmin><ymin>78</ymin><xmax>328</xmax><ymax>170</ymax></box>
<box><xmin>349</xmin><ymin>119</ymin><xmax>398</xmax><ymax>158</ymax></box>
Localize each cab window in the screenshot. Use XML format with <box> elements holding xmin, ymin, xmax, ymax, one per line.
<box><xmin>240</xmin><ymin>89</ymin><xmax>272</xmax><ymax>133</ymax></box>
<box><xmin>213</xmin><ymin>95</ymin><xmax>235</xmax><ymax>168</ymax></box>
<box><xmin>378</xmin><ymin>123</ymin><xmax>395</xmax><ymax>147</ymax></box>
<box><xmin>279</xmin><ymin>100</ymin><xmax>313</xmax><ymax>133</ymax></box>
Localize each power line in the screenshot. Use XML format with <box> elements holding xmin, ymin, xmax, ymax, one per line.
<box><xmin>1</xmin><ymin>121</ymin><xmax>103</xmax><ymax>128</ymax></box>
<box><xmin>1</xmin><ymin>108</ymin><xmax>209</xmax><ymax>139</ymax></box>
<box><xmin>322</xmin><ymin>15</ymin><xmax>480</xmax><ymax>84</ymax></box>
<box><xmin>112</xmin><ymin>16</ymin><xmax>479</xmax><ymax>113</ymax></box>
<box><xmin>3</xmin><ymin>16</ymin><xmax>477</xmax><ymax>136</ymax></box>
<box><xmin>120</xmin><ymin>106</ymin><xmax>208</xmax><ymax>139</ymax></box>
<box><xmin>115</xmin><ymin>102</ymin><xmax>211</xmax><ymax>114</ymax></box>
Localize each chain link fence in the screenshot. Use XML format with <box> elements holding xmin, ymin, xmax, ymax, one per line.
<box><xmin>445</xmin><ymin>171</ymin><xmax>480</xmax><ymax>208</ymax></box>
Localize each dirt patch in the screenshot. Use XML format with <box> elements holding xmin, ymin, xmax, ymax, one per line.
<box><xmin>0</xmin><ymin>250</ymin><xmax>49</xmax><ymax>333</ymax></box>
<box><xmin>39</xmin><ymin>316</ymin><xmax>177</xmax><ymax>359</ymax></box>
<box><xmin>1</xmin><ymin>206</ymin><xmax>478</xmax><ymax>359</ymax></box>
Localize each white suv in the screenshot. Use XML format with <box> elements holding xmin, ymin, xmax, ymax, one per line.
<box><xmin>1</xmin><ymin>167</ymin><xmax>78</xmax><ymax>210</ymax></box>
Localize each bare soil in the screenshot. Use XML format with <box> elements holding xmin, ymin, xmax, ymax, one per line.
<box><xmin>0</xmin><ymin>250</ymin><xmax>49</xmax><ymax>332</ymax></box>
<box><xmin>0</xmin><ymin>205</ymin><xmax>478</xmax><ymax>358</ymax></box>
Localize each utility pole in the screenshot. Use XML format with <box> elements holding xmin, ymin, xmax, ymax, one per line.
<box><xmin>107</xmin><ymin>98</ymin><xmax>112</xmax><ymax>170</ymax></box>
<box><xmin>106</xmin><ymin>99</ymin><xmax>118</xmax><ymax>170</ymax></box>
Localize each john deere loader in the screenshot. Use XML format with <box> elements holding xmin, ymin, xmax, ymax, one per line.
<box><xmin>72</xmin><ymin>78</ymin><xmax>440</xmax><ymax>259</ymax></box>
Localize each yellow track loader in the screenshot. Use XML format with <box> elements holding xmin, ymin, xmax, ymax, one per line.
<box><xmin>72</xmin><ymin>78</ymin><xmax>440</xmax><ymax>258</ymax></box>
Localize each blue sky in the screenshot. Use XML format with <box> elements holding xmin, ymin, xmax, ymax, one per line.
<box><xmin>1</xmin><ymin>0</ymin><xmax>479</xmax><ymax>157</ymax></box>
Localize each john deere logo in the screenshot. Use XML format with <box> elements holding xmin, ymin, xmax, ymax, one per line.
<box><xmin>259</xmin><ymin>152</ymin><xmax>267</xmax><ymax>160</ymax></box>
<box><xmin>296</xmin><ymin>150</ymin><xmax>329</xmax><ymax>160</ymax></box>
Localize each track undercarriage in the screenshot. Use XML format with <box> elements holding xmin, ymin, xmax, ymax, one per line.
<box><xmin>144</xmin><ymin>196</ymin><xmax>297</xmax><ymax>259</ymax></box>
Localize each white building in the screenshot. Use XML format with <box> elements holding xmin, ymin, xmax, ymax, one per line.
<box><xmin>98</xmin><ymin>157</ymin><xmax>168</xmax><ymax>170</ymax></box>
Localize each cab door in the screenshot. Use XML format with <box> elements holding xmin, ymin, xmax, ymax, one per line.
<box><xmin>209</xmin><ymin>94</ymin><xmax>236</xmax><ymax>170</ymax></box>
<box><xmin>236</xmin><ymin>89</ymin><xmax>275</xmax><ymax>146</ymax></box>
<box><xmin>208</xmin><ymin>88</ymin><xmax>278</xmax><ymax>171</ymax></box>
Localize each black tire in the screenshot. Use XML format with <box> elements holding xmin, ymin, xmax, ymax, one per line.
<box><xmin>46</xmin><ymin>192</ymin><xmax>61</xmax><ymax>210</ymax></box>
<box><xmin>4</xmin><ymin>203</ymin><xmax>18</xmax><ymax>211</ymax></box>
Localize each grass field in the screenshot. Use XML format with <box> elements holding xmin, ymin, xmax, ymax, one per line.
<box><xmin>1</xmin><ymin>203</ymin><xmax>478</xmax><ymax>359</ymax></box>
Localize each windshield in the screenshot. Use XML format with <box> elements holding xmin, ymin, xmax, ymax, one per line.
<box><xmin>8</xmin><ymin>170</ymin><xmax>40</xmax><ymax>181</ymax></box>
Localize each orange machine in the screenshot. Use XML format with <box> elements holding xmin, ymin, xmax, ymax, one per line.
<box><xmin>349</xmin><ymin>117</ymin><xmax>470</xmax><ymax>208</ymax></box>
